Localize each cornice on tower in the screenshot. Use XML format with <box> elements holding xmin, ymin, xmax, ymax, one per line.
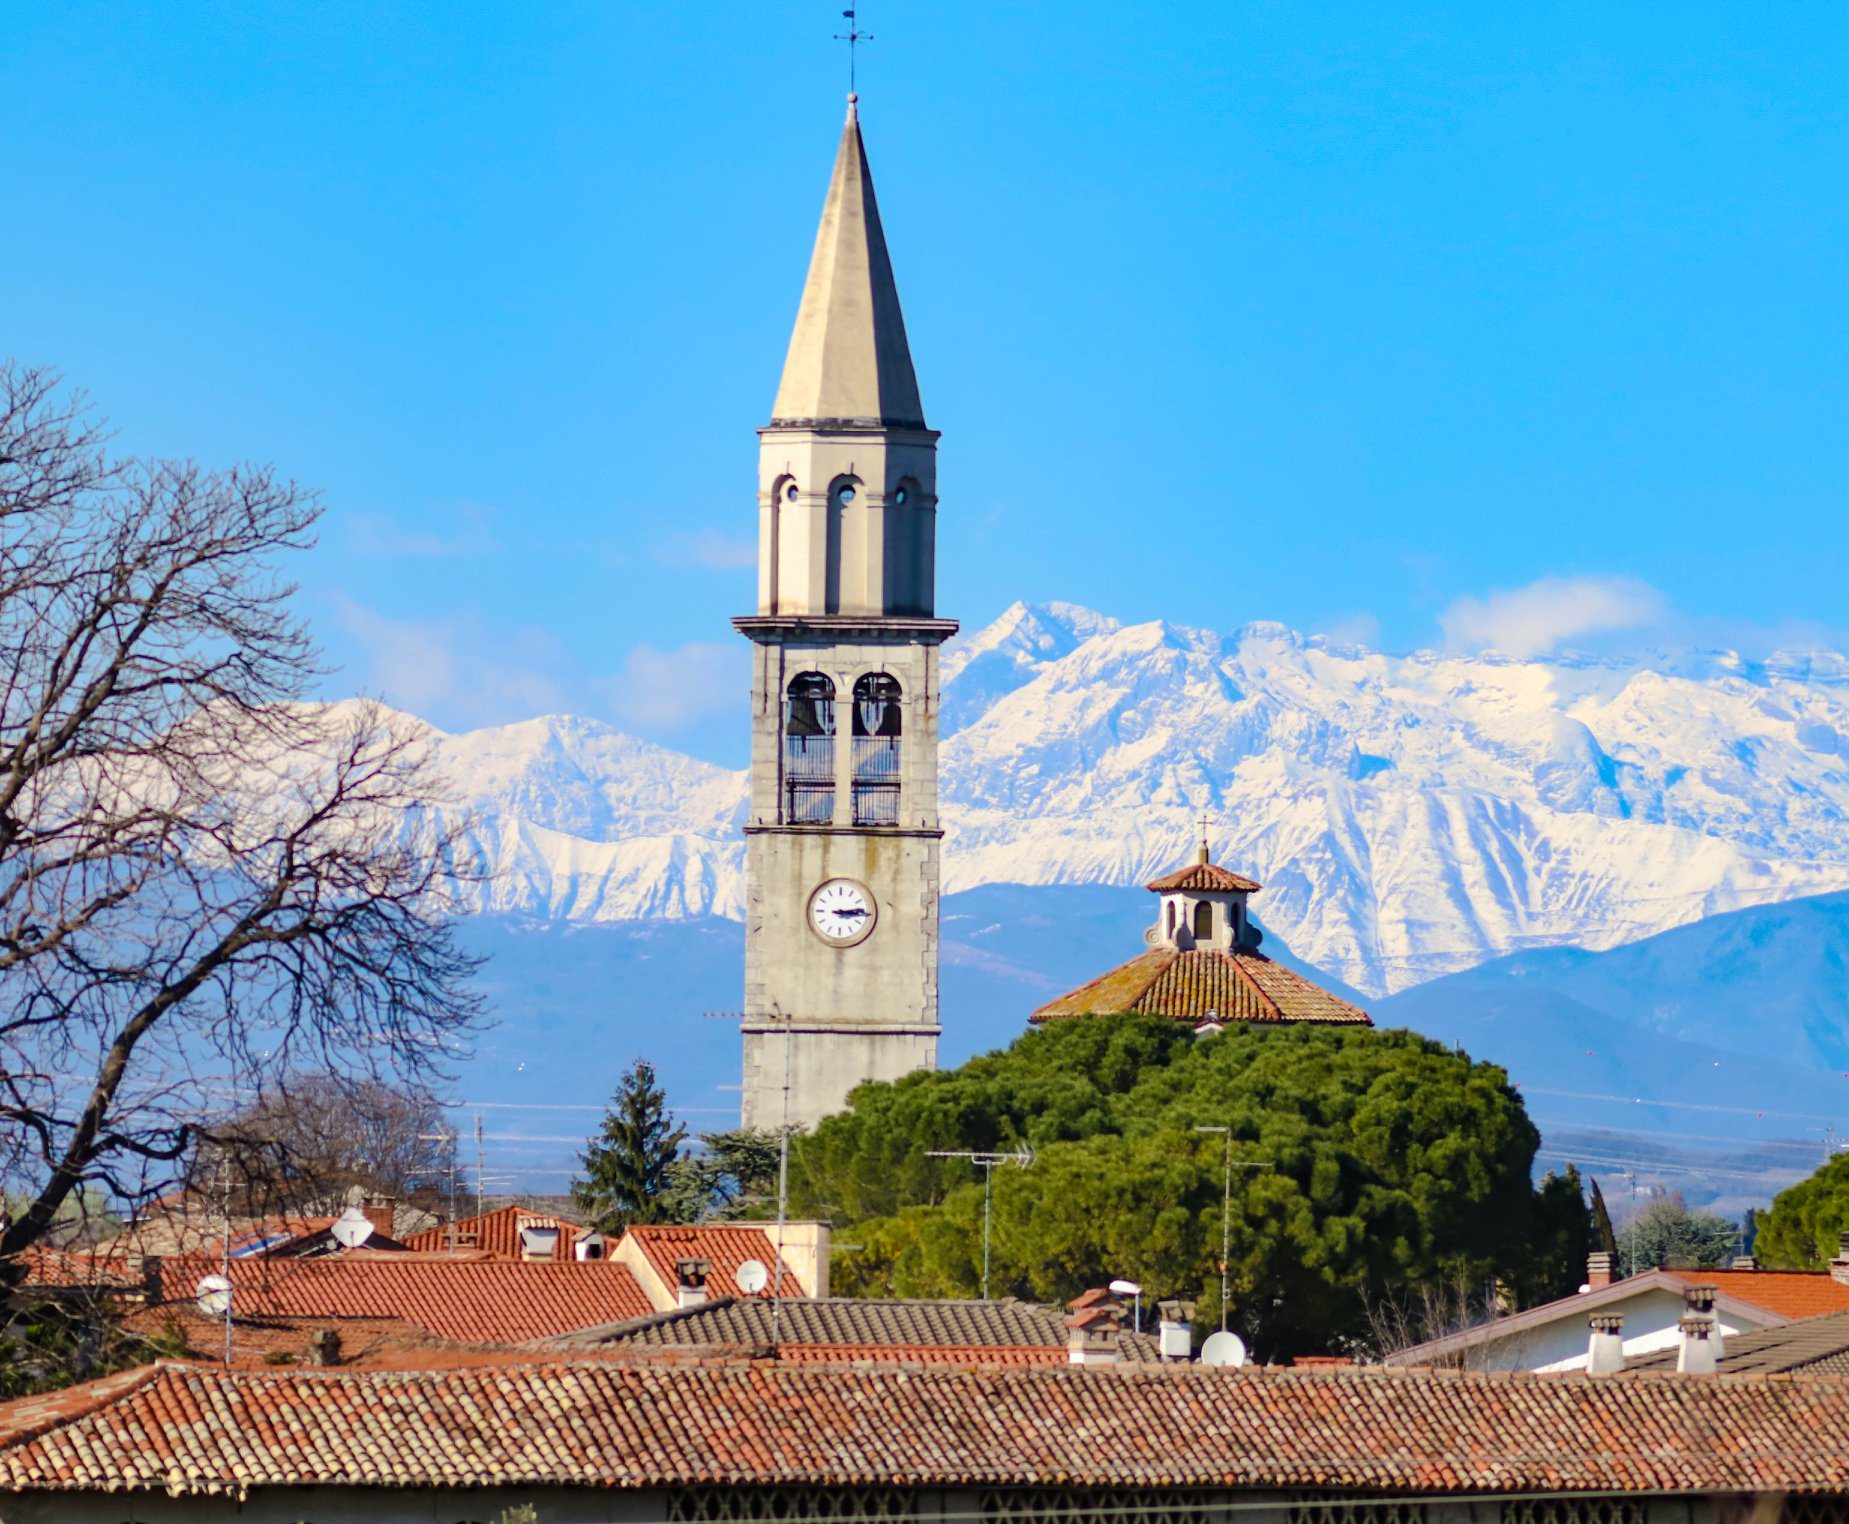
<box><xmin>770</xmin><ymin>95</ymin><xmax>925</xmax><ymax>431</ymax></box>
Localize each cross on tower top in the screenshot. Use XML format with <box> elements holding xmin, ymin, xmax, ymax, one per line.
<box><xmin>1198</xmin><ymin>812</ymin><xmax>1212</xmax><ymax>866</ymax></box>
<box><xmin>834</xmin><ymin>7</ymin><xmax>873</xmax><ymax>95</ymax></box>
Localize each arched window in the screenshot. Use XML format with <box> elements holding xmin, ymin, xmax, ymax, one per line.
<box><xmin>783</xmin><ymin>672</ymin><xmax>836</xmax><ymax>824</ymax></box>
<box><xmin>1193</xmin><ymin>901</ymin><xmax>1213</xmax><ymax>941</ymax></box>
<box><xmin>1165</xmin><ymin>902</ymin><xmax>1176</xmax><ymax>938</ymax></box>
<box><xmin>825</xmin><ymin>478</ymin><xmax>859</xmax><ymax>615</ymax></box>
<box><xmin>851</xmin><ymin>673</ymin><xmax>902</xmax><ymax>825</ymax></box>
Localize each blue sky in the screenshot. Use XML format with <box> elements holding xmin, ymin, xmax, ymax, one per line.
<box><xmin>8</xmin><ymin>3</ymin><xmax>1847</xmax><ymax>765</ymax></box>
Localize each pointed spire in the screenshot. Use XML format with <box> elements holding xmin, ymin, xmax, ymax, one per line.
<box><xmin>771</xmin><ymin>95</ymin><xmax>926</xmax><ymax>429</ymax></box>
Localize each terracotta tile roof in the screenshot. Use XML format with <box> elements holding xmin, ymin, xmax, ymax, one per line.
<box><xmin>1630</xmin><ymin>1309</ymin><xmax>1849</xmax><ymax>1375</ymax></box>
<box><xmin>1665</xmin><ymin>1268</ymin><xmax>1849</xmax><ymax>1320</ymax></box>
<box><xmin>541</xmin><ymin>1296</ymin><xmax>1160</xmax><ymax>1360</ymax></box>
<box><xmin>150</xmin><ymin>1252</ymin><xmax>651</xmax><ymax>1344</ymax></box>
<box><xmin>1031</xmin><ymin>947</ymin><xmax>1370</xmax><ymax>1026</ymax></box>
<box><xmin>12</xmin><ymin>1245</ymin><xmax>149</xmax><ymax>1290</ymax></box>
<box><xmin>621</xmin><ymin>1224</ymin><xmax>795</xmax><ymax>1301</ymax></box>
<box><xmin>399</xmin><ymin>1203</ymin><xmax>590</xmax><ymax>1260</ymax></box>
<box><xmin>12</xmin><ymin>1360</ymin><xmax>1849</xmax><ymax>1497</ymax></box>
<box><xmin>1145</xmin><ymin>862</ymin><xmax>1262</xmax><ymax>893</ymax></box>
<box><xmin>120</xmin><ymin>1303</ymin><xmax>448</xmax><ymax>1367</ymax></box>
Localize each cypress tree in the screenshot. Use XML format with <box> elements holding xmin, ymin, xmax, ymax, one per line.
<box><xmin>573</xmin><ymin>1058</ymin><xmax>688</xmax><ymax>1232</ymax></box>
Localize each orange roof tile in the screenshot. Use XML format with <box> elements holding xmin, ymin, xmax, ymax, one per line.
<box><xmin>11</xmin><ymin>1360</ymin><xmax>1849</xmax><ymax>1497</ymax></box>
<box><xmin>622</xmin><ymin>1224</ymin><xmax>795</xmax><ymax>1300</ymax></box>
<box><xmin>1031</xmin><ymin>947</ymin><xmax>1370</xmax><ymax>1026</ymax></box>
<box><xmin>1145</xmin><ymin>862</ymin><xmax>1262</xmax><ymax>893</ymax></box>
<box><xmin>1666</xmin><ymin>1269</ymin><xmax>1849</xmax><ymax>1321</ymax></box>
<box><xmin>153</xmin><ymin>1252</ymin><xmax>651</xmax><ymax>1344</ymax></box>
<box><xmin>400</xmin><ymin>1204</ymin><xmax>590</xmax><ymax>1260</ymax></box>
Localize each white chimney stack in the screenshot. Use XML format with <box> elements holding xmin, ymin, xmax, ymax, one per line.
<box><xmin>1157</xmin><ymin>1299</ymin><xmax>1194</xmax><ymax>1363</ymax></box>
<box><xmin>1586</xmin><ymin>1313</ymin><xmax>1625</xmax><ymax>1375</ymax></box>
<box><xmin>1065</xmin><ymin>1291</ymin><xmax>1125</xmax><ymax>1366</ymax></box>
<box><xmin>675</xmin><ymin>1256</ymin><xmax>712</xmax><ymax>1309</ymax></box>
<box><xmin>1677</xmin><ymin>1284</ymin><xmax>1721</xmax><ymax>1373</ymax></box>
<box><xmin>1830</xmin><ymin>1233</ymin><xmax>1849</xmax><ymax>1286</ymax></box>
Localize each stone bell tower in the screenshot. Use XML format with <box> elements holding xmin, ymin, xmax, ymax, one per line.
<box><xmin>735</xmin><ymin>95</ymin><xmax>956</xmax><ymax>1131</ymax></box>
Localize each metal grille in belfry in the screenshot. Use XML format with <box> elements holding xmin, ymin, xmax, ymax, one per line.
<box><xmin>783</xmin><ymin>675</ymin><xmax>837</xmax><ymax>825</ymax></box>
<box><xmin>1500</xmin><ymin>1502</ymin><xmax>1647</xmax><ymax>1524</ymax></box>
<box><xmin>1781</xmin><ymin>1500</ymin><xmax>1849</xmax><ymax>1524</ymax></box>
<box><xmin>667</xmin><ymin>1487</ymin><xmax>920</xmax><ymax>1522</ymax></box>
<box><xmin>982</xmin><ymin>1488</ymin><xmax>1216</xmax><ymax>1524</ymax></box>
<box><xmin>851</xmin><ymin>735</ymin><xmax>901</xmax><ymax>824</ymax></box>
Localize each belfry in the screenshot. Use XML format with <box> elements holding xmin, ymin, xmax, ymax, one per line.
<box><xmin>735</xmin><ymin>96</ymin><xmax>955</xmax><ymax>1130</ymax></box>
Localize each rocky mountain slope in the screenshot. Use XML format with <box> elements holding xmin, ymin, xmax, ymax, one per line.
<box><xmin>406</xmin><ymin>602</ymin><xmax>1849</xmax><ymax>997</ymax></box>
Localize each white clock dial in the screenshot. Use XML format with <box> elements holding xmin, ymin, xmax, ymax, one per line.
<box><xmin>810</xmin><ymin>879</ymin><xmax>875</xmax><ymax>944</ymax></box>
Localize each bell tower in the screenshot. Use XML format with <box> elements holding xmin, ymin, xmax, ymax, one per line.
<box><xmin>735</xmin><ymin>95</ymin><xmax>956</xmax><ymax>1131</ymax></box>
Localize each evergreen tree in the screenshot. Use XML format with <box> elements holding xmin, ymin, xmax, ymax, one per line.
<box><xmin>1589</xmin><ymin>1177</ymin><xmax>1619</xmax><ymax>1257</ymax></box>
<box><xmin>572</xmin><ymin>1058</ymin><xmax>688</xmax><ymax>1232</ymax></box>
<box><xmin>1756</xmin><ymin>1154</ymin><xmax>1849</xmax><ymax>1268</ymax></box>
<box><xmin>788</xmin><ymin>1017</ymin><xmax>1573</xmax><ymax>1358</ymax></box>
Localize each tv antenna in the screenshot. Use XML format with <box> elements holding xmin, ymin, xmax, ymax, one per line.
<box><xmin>1192</xmin><ymin>1127</ymin><xmax>1272</xmax><ymax>1331</ymax></box>
<box><xmin>925</xmin><ymin>1146</ymin><xmax>1034</xmax><ymax>1299</ymax></box>
<box><xmin>834</xmin><ymin>7</ymin><xmax>873</xmax><ymax>96</ymax></box>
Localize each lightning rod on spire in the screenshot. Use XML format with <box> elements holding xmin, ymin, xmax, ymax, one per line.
<box><xmin>834</xmin><ymin>6</ymin><xmax>873</xmax><ymax>96</ymax></box>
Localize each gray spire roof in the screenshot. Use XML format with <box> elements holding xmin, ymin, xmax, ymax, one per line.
<box><xmin>770</xmin><ymin>96</ymin><xmax>925</xmax><ymax>430</ymax></box>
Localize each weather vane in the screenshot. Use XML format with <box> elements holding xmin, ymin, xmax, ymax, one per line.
<box><xmin>834</xmin><ymin>6</ymin><xmax>872</xmax><ymax>95</ymax></box>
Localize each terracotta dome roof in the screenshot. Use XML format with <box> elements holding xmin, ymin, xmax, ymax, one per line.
<box><xmin>1144</xmin><ymin>861</ymin><xmax>1262</xmax><ymax>894</ymax></box>
<box><xmin>1030</xmin><ymin>947</ymin><xmax>1369</xmax><ymax>1027</ymax></box>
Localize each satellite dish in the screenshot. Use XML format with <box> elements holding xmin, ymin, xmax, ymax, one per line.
<box><xmin>196</xmin><ymin>1273</ymin><xmax>233</xmax><ymax>1317</ymax></box>
<box><xmin>735</xmin><ymin>1258</ymin><xmax>769</xmax><ymax>1295</ymax></box>
<box><xmin>1200</xmin><ymin>1330</ymin><xmax>1247</xmax><ymax>1368</ymax></box>
<box><xmin>1108</xmin><ymin>1279</ymin><xmax>1143</xmax><ymax>1298</ymax></box>
<box><xmin>330</xmin><ymin>1206</ymin><xmax>376</xmax><ymax>1250</ymax></box>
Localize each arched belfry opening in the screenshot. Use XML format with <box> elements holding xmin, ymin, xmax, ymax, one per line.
<box><xmin>825</xmin><ymin>478</ymin><xmax>860</xmax><ymax>615</ymax></box>
<box><xmin>851</xmin><ymin>672</ymin><xmax>902</xmax><ymax>825</ymax></box>
<box><xmin>783</xmin><ymin>672</ymin><xmax>836</xmax><ymax>824</ymax></box>
<box><xmin>1193</xmin><ymin>901</ymin><xmax>1213</xmax><ymax>941</ymax></box>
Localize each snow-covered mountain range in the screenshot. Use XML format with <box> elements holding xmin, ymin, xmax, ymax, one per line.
<box><xmin>412</xmin><ymin>602</ymin><xmax>1849</xmax><ymax>997</ymax></box>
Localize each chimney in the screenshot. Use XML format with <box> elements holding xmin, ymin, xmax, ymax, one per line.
<box><xmin>675</xmin><ymin>1256</ymin><xmax>712</xmax><ymax>1308</ymax></box>
<box><xmin>1586</xmin><ymin>1251</ymin><xmax>1615</xmax><ymax>1289</ymax></box>
<box><xmin>307</xmin><ymin>1328</ymin><xmax>342</xmax><ymax>1367</ymax></box>
<box><xmin>139</xmin><ymin>1253</ymin><xmax>163</xmax><ymax>1303</ymax></box>
<box><xmin>361</xmin><ymin>1195</ymin><xmax>396</xmax><ymax>1243</ymax></box>
<box><xmin>1730</xmin><ymin>1255</ymin><xmax>1758</xmax><ymax>1271</ymax></box>
<box><xmin>1157</xmin><ymin>1299</ymin><xmax>1195</xmax><ymax>1363</ymax></box>
<box><xmin>1678</xmin><ymin>1283</ymin><xmax>1723</xmax><ymax>1371</ymax></box>
<box><xmin>1830</xmin><ymin>1233</ymin><xmax>1849</xmax><ymax>1286</ymax></box>
<box><xmin>1066</xmin><ymin>1293</ymin><xmax>1124</xmax><ymax>1366</ymax></box>
<box><xmin>1586</xmin><ymin>1314</ymin><xmax>1625</xmax><ymax>1374</ymax></box>
<box><xmin>574</xmin><ymin>1230</ymin><xmax>606</xmax><ymax>1262</ymax></box>
<box><xmin>1676</xmin><ymin>1314</ymin><xmax>1718</xmax><ymax>1374</ymax></box>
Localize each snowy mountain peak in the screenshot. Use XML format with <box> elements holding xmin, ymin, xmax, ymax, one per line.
<box><xmin>403</xmin><ymin>606</ymin><xmax>1849</xmax><ymax>999</ymax></box>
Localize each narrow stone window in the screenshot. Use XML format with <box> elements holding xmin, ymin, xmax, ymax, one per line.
<box><xmin>783</xmin><ymin>672</ymin><xmax>836</xmax><ymax>824</ymax></box>
<box><xmin>1193</xmin><ymin>901</ymin><xmax>1213</xmax><ymax>941</ymax></box>
<box><xmin>851</xmin><ymin>673</ymin><xmax>903</xmax><ymax>826</ymax></box>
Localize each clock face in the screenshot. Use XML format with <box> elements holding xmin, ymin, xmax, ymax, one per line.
<box><xmin>810</xmin><ymin>879</ymin><xmax>875</xmax><ymax>945</ymax></box>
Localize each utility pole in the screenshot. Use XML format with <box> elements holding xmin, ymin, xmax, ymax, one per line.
<box><xmin>1191</xmin><ymin>1127</ymin><xmax>1271</xmax><ymax>1332</ymax></box>
<box><xmin>926</xmin><ymin>1147</ymin><xmax>1035</xmax><ymax>1299</ymax></box>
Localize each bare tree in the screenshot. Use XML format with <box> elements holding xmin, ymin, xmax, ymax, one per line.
<box><xmin>0</xmin><ymin>363</ymin><xmax>483</xmax><ymax>1285</ymax></box>
<box><xmin>192</xmin><ymin>1074</ymin><xmax>461</xmax><ymax>1217</ymax></box>
<box><xmin>1360</xmin><ymin>1272</ymin><xmax>1497</xmax><ymax>1363</ymax></box>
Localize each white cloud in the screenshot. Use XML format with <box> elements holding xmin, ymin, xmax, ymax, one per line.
<box><xmin>331</xmin><ymin>595</ymin><xmax>569</xmax><ymax>725</ymax></box>
<box><xmin>597</xmin><ymin>642</ymin><xmax>748</xmax><ymax>733</ymax></box>
<box><xmin>653</xmin><ymin>529</ymin><xmax>757</xmax><ymax>571</ymax></box>
<box><xmin>1439</xmin><ymin>575</ymin><xmax>1668</xmax><ymax>658</ymax></box>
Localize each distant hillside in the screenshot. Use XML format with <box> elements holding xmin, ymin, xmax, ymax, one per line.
<box><xmin>453</xmin><ymin>886</ymin><xmax>1849</xmax><ymax>1212</ymax></box>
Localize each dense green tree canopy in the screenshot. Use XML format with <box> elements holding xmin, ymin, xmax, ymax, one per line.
<box><xmin>1757</xmin><ymin>1154</ymin><xmax>1849</xmax><ymax>1269</ymax></box>
<box><xmin>1610</xmin><ymin>1193</ymin><xmax>1741</xmax><ymax>1276</ymax></box>
<box><xmin>788</xmin><ymin>1018</ymin><xmax>1585</xmax><ymax>1358</ymax></box>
